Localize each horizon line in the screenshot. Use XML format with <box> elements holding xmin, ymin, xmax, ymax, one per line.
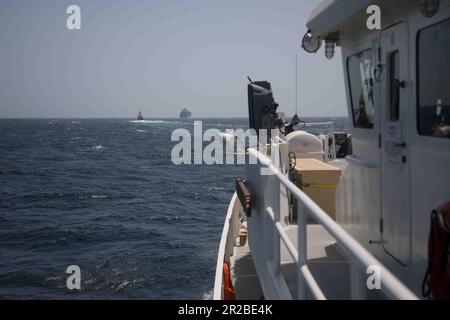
<box><xmin>0</xmin><ymin>115</ymin><xmax>349</xmax><ymax>120</ymax></box>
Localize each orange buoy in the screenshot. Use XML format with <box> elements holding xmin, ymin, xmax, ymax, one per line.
<box><xmin>223</xmin><ymin>261</ymin><xmax>235</xmax><ymax>300</ymax></box>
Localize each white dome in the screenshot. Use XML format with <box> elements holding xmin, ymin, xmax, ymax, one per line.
<box><xmin>285</xmin><ymin>131</ymin><xmax>323</xmax><ymax>154</ymax></box>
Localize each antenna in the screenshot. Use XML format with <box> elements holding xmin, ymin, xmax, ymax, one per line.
<box><xmin>295</xmin><ymin>54</ymin><xmax>299</xmax><ymax>116</ymax></box>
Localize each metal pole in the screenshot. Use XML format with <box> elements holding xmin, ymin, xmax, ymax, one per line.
<box><xmin>273</xmin><ymin>173</ymin><xmax>281</xmax><ymax>277</ymax></box>
<box><xmin>297</xmin><ymin>201</ymin><xmax>307</xmax><ymax>299</ymax></box>
<box><xmin>295</xmin><ymin>54</ymin><xmax>299</xmax><ymax>116</ymax></box>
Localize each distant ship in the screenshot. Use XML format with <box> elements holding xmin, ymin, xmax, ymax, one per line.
<box><xmin>137</xmin><ymin>111</ymin><xmax>144</xmax><ymax>121</ymax></box>
<box><xmin>179</xmin><ymin>108</ymin><xmax>192</xmax><ymax>119</ymax></box>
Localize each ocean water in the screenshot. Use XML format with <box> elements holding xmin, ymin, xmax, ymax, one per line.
<box><xmin>0</xmin><ymin>117</ymin><xmax>349</xmax><ymax>299</ymax></box>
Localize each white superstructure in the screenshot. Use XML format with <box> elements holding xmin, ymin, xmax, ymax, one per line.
<box><xmin>214</xmin><ymin>0</ymin><xmax>450</xmax><ymax>300</ymax></box>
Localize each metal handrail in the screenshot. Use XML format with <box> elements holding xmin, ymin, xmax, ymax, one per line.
<box><xmin>266</xmin><ymin>207</ymin><xmax>326</xmax><ymax>300</ymax></box>
<box><xmin>248</xmin><ymin>148</ymin><xmax>418</xmax><ymax>300</ymax></box>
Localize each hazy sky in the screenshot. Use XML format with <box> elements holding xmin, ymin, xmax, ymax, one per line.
<box><xmin>0</xmin><ymin>0</ymin><xmax>347</xmax><ymax>118</ymax></box>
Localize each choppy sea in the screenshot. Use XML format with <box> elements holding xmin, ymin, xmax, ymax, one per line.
<box><xmin>0</xmin><ymin>117</ymin><xmax>349</xmax><ymax>299</ymax></box>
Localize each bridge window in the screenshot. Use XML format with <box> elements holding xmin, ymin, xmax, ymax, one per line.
<box><xmin>418</xmin><ymin>18</ymin><xmax>450</xmax><ymax>138</ymax></box>
<box><xmin>388</xmin><ymin>51</ymin><xmax>400</xmax><ymax>121</ymax></box>
<box><xmin>347</xmin><ymin>50</ymin><xmax>376</xmax><ymax>129</ymax></box>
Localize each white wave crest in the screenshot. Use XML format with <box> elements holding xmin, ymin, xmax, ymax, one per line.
<box><xmin>90</xmin><ymin>145</ymin><xmax>107</xmax><ymax>150</ymax></box>
<box><xmin>202</xmin><ymin>289</ymin><xmax>213</xmax><ymax>300</ymax></box>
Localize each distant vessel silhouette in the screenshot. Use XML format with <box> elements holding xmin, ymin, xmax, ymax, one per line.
<box><xmin>137</xmin><ymin>111</ymin><xmax>144</xmax><ymax>121</ymax></box>
<box><xmin>179</xmin><ymin>108</ymin><xmax>192</xmax><ymax>119</ymax></box>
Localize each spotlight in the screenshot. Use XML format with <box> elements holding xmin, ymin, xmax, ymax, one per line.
<box><xmin>325</xmin><ymin>40</ymin><xmax>335</xmax><ymax>60</ymax></box>
<box><xmin>302</xmin><ymin>30</ymin><xmax>322</xmax><ymax>53</ymax></box>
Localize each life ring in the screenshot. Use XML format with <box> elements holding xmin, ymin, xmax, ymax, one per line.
<box><xmin>223</xmin><ymin>261</ymin><xmax>235</xmax><ymax>300</ymax></box>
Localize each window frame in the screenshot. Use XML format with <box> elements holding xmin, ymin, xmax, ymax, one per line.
<box><xmin>346</xmin><ymin>48</ymin><xmax>376</xmax><ymax>130</ymax></box>
<box><xmin>416</xmin><ymin>17</ymin><xmax>450</xmax><ymax>139</ymax></box>
<box><xmin>388</xmin><ymin>50</ymin><xmax>400</xmax><ymax>122</ymax></box>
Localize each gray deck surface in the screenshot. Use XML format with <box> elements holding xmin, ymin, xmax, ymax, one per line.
<box><xmin>231</xmin><ymin>224</ymin><xmax>383</xmax><ymax>300</ymax></box>
<box><xmin>230</xmin><ymin>242</ymin><xmax>264</xmax><ymax>300</ymax></box>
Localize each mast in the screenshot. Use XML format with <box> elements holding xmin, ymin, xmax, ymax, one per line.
<box><xmin>295</xmin><ymin>54</ymin><xmax>299</xmax><ymax>117</ymax></box>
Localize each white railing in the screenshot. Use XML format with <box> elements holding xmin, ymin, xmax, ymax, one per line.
<box><xmin>247</xmin><ymin>147</ymin><xmax>418</xmax><ymax>300</ymax></box>
<box><xmin>213</xmin><ymin>193</ymin><xmax>241</xmax><ymax>300</ymax></box>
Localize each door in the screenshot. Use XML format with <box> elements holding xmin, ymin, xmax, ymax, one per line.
<box><xmin>380</xmin><ymin>23</ymin><xmax>411</xmax><ymax>266</ymax></box>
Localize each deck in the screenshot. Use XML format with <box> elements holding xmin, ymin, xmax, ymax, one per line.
<box><xmin>230</xmin><ymin>239</ymin><xmax>264</xmax><ymax>300</ymax></box>
<box><xmin>231</xmin><ymin>223</ymin><xmax>383</xmax><ymax>300</ymax></box>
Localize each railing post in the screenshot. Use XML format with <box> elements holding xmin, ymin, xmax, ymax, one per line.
<box><xmin>297</xmin><ymin>201</ymin><xmax>307</xmax><ymax>300</ymax></box>
<box><xmin>273</xmin><ymin>177</ymin><xmax>281</xmax><ymax>277</ymax></box>
<box><xmin>350</xmin><ymin>259</ymin><xmax>366</xmax><ymax>300</ymax></box>
<box><xmin>262</xmin><ymin>164</ymin><xmax>274</xmax><ymax>282</ymax></box>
